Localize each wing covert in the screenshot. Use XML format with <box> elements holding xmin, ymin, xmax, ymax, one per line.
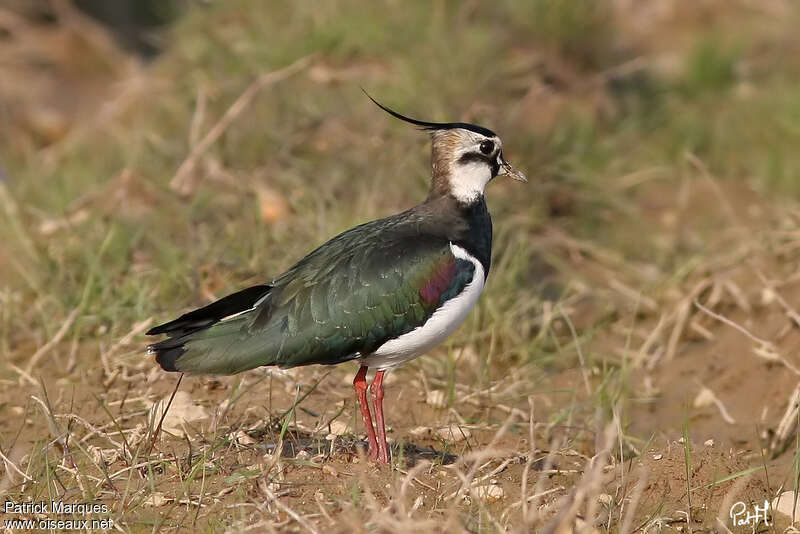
<box><xmin>250</xmin><ymin>230</ymin><xmax>476</xmax><ymax>367</ymax></box>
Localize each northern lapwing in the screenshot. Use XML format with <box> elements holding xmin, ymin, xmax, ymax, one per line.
<box><xmin>146</xmin><ymin>93</ymin><xmax>526</xmax><ymax>464</ymax></box>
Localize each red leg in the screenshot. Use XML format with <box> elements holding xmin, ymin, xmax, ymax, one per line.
<box><xmin>353</xmin><ymin>365</ymin><xmax>378</xmax><ymax>460</ymax></box>
<box><xmin>370</xmin><ymin>370</ymin><xmax>390</xmax><ymax>464</ymax></box>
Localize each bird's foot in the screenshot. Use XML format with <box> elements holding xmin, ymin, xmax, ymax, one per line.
<box><xmin>376</xmin><ymin>448</ymin><xmax>390</xmax><ymax>465</ymax></box>
<box><xmin>367</xmin><ymin>439</ymin><xmax>390</xmax><ymax>465</ymax></box>
<box><xmin>360</xmin><ymin>441</ymin><xmax>388</xmax><ymax>464</ymax></box>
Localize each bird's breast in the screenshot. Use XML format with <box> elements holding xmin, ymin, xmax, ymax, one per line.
<box><xmin>362</xmin><ymin>243</ymin><xmax>485</xmax><ymax>370</ymax></box>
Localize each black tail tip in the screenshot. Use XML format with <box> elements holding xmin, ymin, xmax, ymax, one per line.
<box><xmin>145</xmin><ymin>324</ymin><xmax>165</xmax><ymax>336</ymax></box>
<box><xmin>148</xmin><ymin>345</ymin><xmax>186</xmax><ymax>372</ymax></box>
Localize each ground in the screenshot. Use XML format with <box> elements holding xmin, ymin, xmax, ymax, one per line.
<box><xmin>2</xmin><ymin>1</ymin><xmax>800</xmax><ymax>532</ymax></box>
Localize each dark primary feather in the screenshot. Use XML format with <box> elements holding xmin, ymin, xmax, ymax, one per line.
<box><xmin>147</xmin><ymin>195</ymin><xmax>489</xmax><ymax>375</ymax></box>
<box><xmin>147</xmin><ymin>285</ymin><xmax>271</xmax><ymax>336</ymax></box>
<box><xmin>147</xmin><ymin>284</ymin><xmax>271</xmax><ymax>371</ymax></box>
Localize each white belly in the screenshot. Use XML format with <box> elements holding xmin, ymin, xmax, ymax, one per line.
<box><xmin>362</xmin><ymin>243</ymin><xmax>485</xmax><ymax>370</ymax></box>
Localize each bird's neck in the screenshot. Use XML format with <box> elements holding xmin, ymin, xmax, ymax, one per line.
<box><xmin>430</xmin><ymin>165</ymin><xmax>492</xmax><ymax>205</ymax></box>
<box><xmin>419</xmin><ymin>193</ymin><xmax>493</xmax><ymax>275</ymax></box>
<box><xmin>453</xmin><ymin>196</ymin><xmax>492</xmax><ymax>276</ymax></box>
<box><xmin>430</xmin><ymin>145</ymin><xmax>492</xmax><ymax>205</ymax></box>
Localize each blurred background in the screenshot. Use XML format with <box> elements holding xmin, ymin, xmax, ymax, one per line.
<box><xmin>3</xmin><ymin>0</ymin><xmax>799</xmax><ymax>310</ymax></box>
<box><xmin>2</xmin><ymin>0</ymin><xmax>800</xmax><ymax>529</ymax></box>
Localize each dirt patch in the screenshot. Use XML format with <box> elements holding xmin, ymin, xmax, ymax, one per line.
<box><xmin>620</xmin><ymin>442</ymin><xmax>773</xmax><ymax>531</ymax></box>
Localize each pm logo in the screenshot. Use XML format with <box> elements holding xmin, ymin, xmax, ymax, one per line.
<box><xmin>729</xmin><ymin>500</ymin><xmax>769</xmax><ymax>527</ymax></box>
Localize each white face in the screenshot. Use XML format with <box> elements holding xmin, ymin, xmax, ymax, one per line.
<box><xmin>447</xmin><ymin>130</ymin><xmax>503</xmax><ymax>204</ymax></box>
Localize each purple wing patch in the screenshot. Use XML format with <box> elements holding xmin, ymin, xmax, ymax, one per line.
<box><xmin>419</xmin><ymin>255</ymin><xmax>457</xmax><ymax>307</ymax></box>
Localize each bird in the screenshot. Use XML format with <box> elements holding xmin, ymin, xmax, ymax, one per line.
<box><xmin>146</xmin><ymin>93</ymin><xmax>527</xmax><ymax>464</ymax></box>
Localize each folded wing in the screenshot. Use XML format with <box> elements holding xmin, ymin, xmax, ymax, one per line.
<box><xmin>147</xmin><ymin>219</ymin><xmax>475</xmax><ymax>375</ymax></box>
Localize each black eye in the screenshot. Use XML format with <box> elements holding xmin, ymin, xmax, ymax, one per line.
<box><xmin>479</xmin><ymin>140</ymin><xmax>494</xmax><ymax>155</ymax></box>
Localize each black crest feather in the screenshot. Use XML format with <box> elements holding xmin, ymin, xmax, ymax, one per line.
<box><xmin>362</xmin><ymin>89</ymin><xmax>496</xmax><ymax>138</ymax></box>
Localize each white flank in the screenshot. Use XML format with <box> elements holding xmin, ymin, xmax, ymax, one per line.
<box><xmin>449</xmin><ymin>161</ymin><xmax>493</xmax><ymax>204</ymax></box>
<box><xmin>363</xmin><ymin>243</ymin><xmax>485</xmax><ymax>370</ymax></box>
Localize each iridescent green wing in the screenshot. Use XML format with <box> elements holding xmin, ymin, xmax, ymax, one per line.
<box><xmin>257</xmin><ymin>230</ymin><xmax>476</xmax><ymax>367</ymax></box>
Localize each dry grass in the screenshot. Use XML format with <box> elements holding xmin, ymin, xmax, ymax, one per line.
<box><xmin>3</xmin><ymin>0</ymin><xmax>800</xmax><ymax>532</ymax></box>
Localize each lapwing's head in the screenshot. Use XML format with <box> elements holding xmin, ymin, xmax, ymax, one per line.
<box><xmin>365</xmin><ymin>91</ymin><xmax>526</xmax><ymax>205</ymax></box>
